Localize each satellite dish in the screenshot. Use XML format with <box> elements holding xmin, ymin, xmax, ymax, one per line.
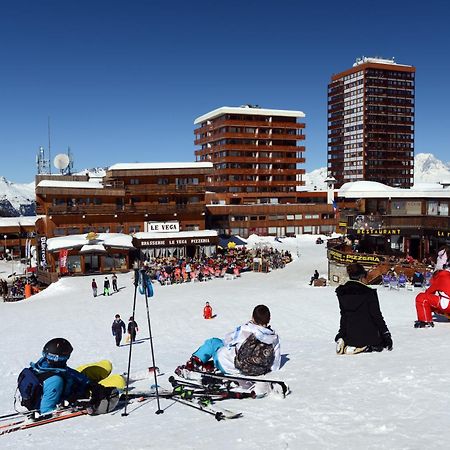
<box><xmin>54</xmin><ymin>153</ymin><xmax>70</xmax><ymax>171</ymax></box>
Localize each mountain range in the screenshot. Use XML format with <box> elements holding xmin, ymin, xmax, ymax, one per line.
<box><xmin>1</xmin><ymin>153</ymin><xmax>449</xmax><ymax>216</ymax></box>
<box><xmin>303</xmin><ymin>152</ymin><xmax>450</xmax><ymax>190</ymax></box>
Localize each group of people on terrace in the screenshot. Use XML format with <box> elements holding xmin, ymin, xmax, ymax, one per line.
<box><xmin>142</xmin><ymin>246</ymin><xmax>292</xmax><ymax>286</ymax></box>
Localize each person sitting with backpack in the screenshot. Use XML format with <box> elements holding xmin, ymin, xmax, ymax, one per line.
<box><xmin>176</xmin><ymin>304</ymin><xmax>281</xmax><ymax>377</ymax></box>
<box><xmin>17</xmin><ymin>338</ymin><xmax>121</xmax><ymax>416</ymax></box>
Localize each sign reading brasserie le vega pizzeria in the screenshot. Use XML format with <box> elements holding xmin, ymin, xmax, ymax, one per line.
<box><xmin>145</xmin><ymin>221</ymin><xmax>180</xmax><ymax>233</ymax></box>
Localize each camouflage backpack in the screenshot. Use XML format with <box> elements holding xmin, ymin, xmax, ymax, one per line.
<box><xmin>234</xmin><ymin>334</ymin><xmax>275</xmax><ymax>376</ymax></box>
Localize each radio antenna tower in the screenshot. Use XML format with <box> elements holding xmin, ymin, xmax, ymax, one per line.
<box><xmin>48</xmin><ymin>116</ymin><xmax>52</xmax><ymax>175</ymax></box>
<box><xmin>36</xmin><ymin>146</ymin><xmax>50</xmax><ymax>175</ymax></box>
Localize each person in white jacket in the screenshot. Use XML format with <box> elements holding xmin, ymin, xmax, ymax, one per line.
<box><xmin>177</xmin><ymin>305</ymin><xmax>281</xmax><ymax>376</ymax></box>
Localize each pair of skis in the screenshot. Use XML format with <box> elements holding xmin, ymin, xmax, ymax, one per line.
<box><xmin>126</xmin><ymin>381</ymin><xmax>249</xmax><ymax>421</ymax></box>
<box><xmin>178</xmin><ymin>369</ymin><xmax>290</xmax><ymax>398</ymax></box>
<box><xmin>0</xmin><ymin>407</ymin><xmax>87</xmax><ymax>436</ymax></box>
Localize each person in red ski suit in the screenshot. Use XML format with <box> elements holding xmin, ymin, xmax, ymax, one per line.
<box><xmin>415</xmin><ymin>269</ymin><xmax>450</xmax><ymax>328</ymax></box>
<box><xmin>203</xmin><ymin>302</ymin><xmax>213</xmax><ymax>319</ymax></box>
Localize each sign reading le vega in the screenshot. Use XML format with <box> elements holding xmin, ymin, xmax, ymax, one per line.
<box><xmin>146</xmin><ymin>221</ymin><xmax>179</xmax><ymax>233</ymax></box>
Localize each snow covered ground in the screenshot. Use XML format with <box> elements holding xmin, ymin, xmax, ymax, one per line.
<box><xmin>1</xmin><ymin>235</ymin><xmax>449</xmax><ymax>449</ymax></box>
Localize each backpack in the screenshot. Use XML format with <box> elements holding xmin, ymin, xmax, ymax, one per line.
<box><xmin>16</xmin><ymin>368</ymin><xmax>54</xmax><ymax>411</ymax></box>
<box><xmin>234</xmin><ymin>334</ymin><xmax>275</xmax><ymax>376</ymax></box>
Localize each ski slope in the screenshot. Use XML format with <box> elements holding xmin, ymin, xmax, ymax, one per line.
<box><xmin>1</xmin><ymin>235</ymin><xmax>449</xmax><ymax>450</ymax></box>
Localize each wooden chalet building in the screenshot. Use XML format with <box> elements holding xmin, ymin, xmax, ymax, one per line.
<box><xmin>34</xmin><ymin>162</ymin><xmax>214</xmax><ymax>275</ymax></box>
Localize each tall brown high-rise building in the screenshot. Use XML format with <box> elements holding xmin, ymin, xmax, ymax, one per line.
<box><xmin>328</xmin><ymin>57</ymin><xmax>415</xmax><ymax>188</ymax></box>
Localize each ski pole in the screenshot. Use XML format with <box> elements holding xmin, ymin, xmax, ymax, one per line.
<box><xmin>122</xmin><ymin>268</ymin><xmax>139</xmax><ymax>417</ymax></box>
<box><xmin>142</xmin><ymin>269</ymin><xmax>163</xmax><ymax>415</ymax></box>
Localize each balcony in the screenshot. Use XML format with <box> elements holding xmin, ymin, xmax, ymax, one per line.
<box><xmin>124</xmin><ymin>184</ymin><xmax>206</xmax><ymax>195</ymax></box>
<box><xmin>195</xmin><ymin>131</ymin><xmax>305</xmax><ymax>146</ymax></box>
<box><xmin>44</xmin><ymin>202</ymin><xmax>206</xmax><ymax>216</ymax></box>
<box><xmin>194</xmin><ymin>119</ymin><xmax>305</xmax><ymax>134</ymax></box>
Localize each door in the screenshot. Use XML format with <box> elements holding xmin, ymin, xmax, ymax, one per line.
<box><xmin>85</xmin><ymin>255</ymin><xmax>99</xmax><ymax>273</ymax></box>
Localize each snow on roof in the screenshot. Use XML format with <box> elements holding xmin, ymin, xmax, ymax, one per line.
<box><xmin>338</xmin><ymin>180</ymin><xmax>450</xmax><ymax>199</ymax></box>
<box><xmin>47</xmin><ymin>233</ymin><xmax>134</xmax><ymax>252</ymax></box>
<box><xmin>194</xmin><ymin>106</ymin><xmax>305</xmax><ymax>124</ymax></box>
<box><xmin>79</xmin><ymin>244</ymin><xmax>107</xmax><ymax>253</ymax></box>
<box><xmin>134</xmin><ymin>230</ymin><xmax>218</xmax><ymax>240</ymax></box>
<box><xmin>0</xmin><ymin>216</ymin><xmax>40</xmax><ymax>228</ymax></box>
<box><xmin>352</xmin><ymin>56</ymin><xmax>413</xmax><ymax>68</ymax></box>
<box><xmin>108</xmin><ymin>162</ymin><xmax>213</xmax><ymax>171</ymax></box>
<box><xmin>37</xmin><ymin>180</ymin><xmax>103</xmax><ymax>189</ymax></box>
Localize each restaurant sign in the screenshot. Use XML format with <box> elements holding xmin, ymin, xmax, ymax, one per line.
<box><xmin>145</xmin><ymin>221</ymin><xmax>180</xmax><ymax>233</ymax></box>
<box><xmin>136</xmin><ymin>236</ymin><xmax>218</xmax><ymax>247</ymax></box>
<box><xmin>328</xmin><ymin>248</ymin><xmax>382</xmax><ymax>265</ymax></box>
<box><xmin>355</xmin><ymin>228</ymin><xmax>401</xmax><ymax>236</ymax></box>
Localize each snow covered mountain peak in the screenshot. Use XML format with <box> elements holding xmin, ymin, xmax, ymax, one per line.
<box><xmin>414</xmin><ymin>153</ymin><xmax>450</xmax><ymax>183</ymax></box>
<box><xmin>303</xmin><ymin>152</ymin><xmax>450</xmax><ymax>189</ymax></box>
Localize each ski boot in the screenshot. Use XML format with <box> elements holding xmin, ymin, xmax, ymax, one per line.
<box><xmin>414</xmin><ymin>320</ymin><xmax>434</xmax><ymax>328</ymax></box>
<box><xmin>175</xmin><ymin>356</ymin><xmax>215</xmax><ymax>378</ymax></box>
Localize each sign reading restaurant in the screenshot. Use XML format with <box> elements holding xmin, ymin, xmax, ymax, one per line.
<box><xmin>145</xmin><ymin>221</ymin><xmax>180</xmax><ymax>233</ymax></box>
<box><xmin>354</xmin><ymin>228</ymin><xmax>401</xmax><ymax>236</ymax></box>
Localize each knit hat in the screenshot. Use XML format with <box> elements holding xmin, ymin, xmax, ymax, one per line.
<box><xmin>347</xmin><ymin>263</ymin><xmax>367</xmax><ymax>280</ymax></box>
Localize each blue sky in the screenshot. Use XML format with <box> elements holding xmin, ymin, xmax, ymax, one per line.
<box><xmin>1</xmin><ymin>0</ymin><xmax>449</xmax><ymax>183</ymax></box>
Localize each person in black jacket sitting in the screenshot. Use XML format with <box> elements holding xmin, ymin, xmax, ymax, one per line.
<box><xmin>334</xmin><ymin>263</ymin><xmax>393</xmax><ymax>355</ymax></box>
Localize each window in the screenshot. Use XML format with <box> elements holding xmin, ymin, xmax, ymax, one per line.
<box><xmin>128</xmin><ymin>225</ymin><xmax>141</xmax><ymax>233</ymax></box>
<box><xmin>427</xmin><ymin>201</ymin><xmax>438</xmax><ymax>216</ymax></box>
<box><xmin>130</xmin><ymin>178</ymin><xmax>140</xmax><ymax>185</ymax></box>
<box><xmin>439</xmin><ymin>203</ymin><xmax>448</xmax><ymax>216</ymax></box>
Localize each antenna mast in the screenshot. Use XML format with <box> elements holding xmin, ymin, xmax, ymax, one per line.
<box><xmin>48</xmin><ymin>116</ymin><xmax>52</xmax><ymax>175</ymax></box>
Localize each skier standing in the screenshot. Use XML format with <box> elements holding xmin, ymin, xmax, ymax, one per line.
<box><xmin>103</xmin><ymin>277</ymin><xmax>111</xmax><ymax>296</ymax></box>
<box><xmin>112</xmin><ymin>274</ymin><xmax>118</xmax><ymax>293</ymax></box>
<box><xmin>91</xmin><ymin>279</ymin><xmax>98</xmax><ymax>297</ymax></box>
<box><xmin>111</xmin><ymin>314</ymin><xmax>126</xmax><ymax>346</ymax></box>
<box><xmin>127</xmin><ymin>316</ymin><xmax>139</xmax><ymax>342</ymax></box>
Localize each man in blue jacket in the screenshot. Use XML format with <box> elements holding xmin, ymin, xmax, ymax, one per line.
<box><xmin>112</xmin><ymin>314</ymin><xmax>126</xmax><ymax>346</ymax></box>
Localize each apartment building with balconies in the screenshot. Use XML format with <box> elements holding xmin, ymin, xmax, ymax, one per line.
<box><xmin>328</xmin><ymin>57</ymin><xmax>415</xmax><ymax>188</ymax></box>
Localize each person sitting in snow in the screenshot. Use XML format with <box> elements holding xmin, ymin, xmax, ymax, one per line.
<box><xmin>414</xmin><ymin>267</ymin><xmax>450</xmax><ymax>328</ymax></box>
<box><xmin>20</xmin><ymin>338</ymin><xmax>120</xmax><ymax>416</ymax></box>
<box><xmin>176</xmin><ymin>304</ymin><xmax>281</xmax><ymax>376</ymax></box>
<box><xmin>309</xmin><ymin>269</ymin><xmax>320</xmax><ymax>285</ymax></box>
<box><xmin>203</xmin><ymin>301</ymin><xmax>213</xmax><ymax>319</ymax></box>
<box><xmin>334</xmin><ymin>263</ymin><xmax>393</xmax><ymax>354</ymax></box>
